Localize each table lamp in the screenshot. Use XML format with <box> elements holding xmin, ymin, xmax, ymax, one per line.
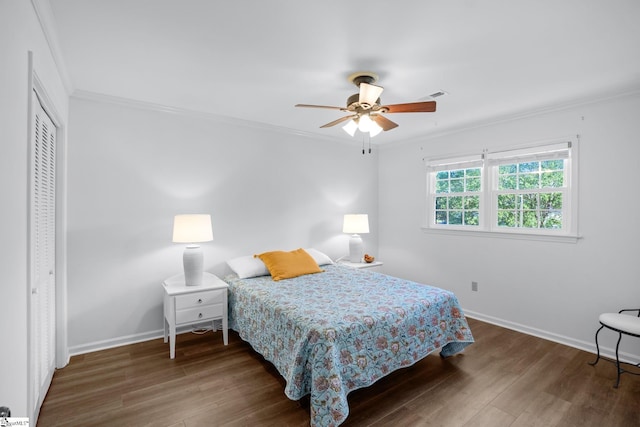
<box><xmin>343</xmin><ymin>214</ymin><xmax>369</xmax><ymax>262</ymax></box>
<box><xmin>172</xmin><ymin>214</ymin><xmax>213</xmax><ymax>286</ymax></box>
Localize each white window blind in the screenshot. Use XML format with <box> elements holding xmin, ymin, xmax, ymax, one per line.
<box><xmin>486</xmin><ymin>141</ymin><xmax>571</xmax><ymax>165</ymax></box>
<box><xmin>426</xmin><ymin>154</ymin><xmax>484</xmax><ymax>171</ymax></box>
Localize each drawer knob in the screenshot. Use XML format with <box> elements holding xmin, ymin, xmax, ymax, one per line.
<box><xmin>198</xmin><ymin>313</ymin><xmax>203</xmax><ymax>318</ymax></box>
<box><xmin>197</xmin><ymin>298</ymin><xmax>203</xmax><ymax>304</ymax></box>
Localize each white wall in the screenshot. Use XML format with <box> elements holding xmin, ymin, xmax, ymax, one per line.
<box><xmin>65</xmin><ymin>95</ymin><xmax>379</xmax><ymax>353</ymax></box>
<box><xmin>0</xmin><ymin>0</ymin><xmax>69</xmax><ymax>418</ymax></box>
<box><xmin>6</xmin><ymin>5</ymin><xmax>638</xmax><ymax>417</ymax></box>
<box><xmin>378</xmin><ymin>92</ymin><xmax>640</xmax><ymax>362</ymax></box>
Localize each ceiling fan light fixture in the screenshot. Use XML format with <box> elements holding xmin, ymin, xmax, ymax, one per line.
<box><xmin>359</xmin><ymin>83</ymin><xmax>384</xmax><ymax>108</ymax></box>
<box><xmin>358</xmin><ymin>114</ymin><xmax>373</xmax><ymax>132</ymax></box>
<box><xmin>342</xmin><ymin>119</ymin><xmax>358</xmax><ymax>136</ymax></box>
<box><xmin>296</xmin><ymin>72</ymin><xmax>438</xmax><ymax>137</ymax></box>
<box><xmin>369</xmin><ymin>121</ymin><xmax>383</xmax><ymax>137</ymax></box>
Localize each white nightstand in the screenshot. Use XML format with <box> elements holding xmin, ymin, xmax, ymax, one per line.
<box><xmin>163</xmin><ymin>272</ymin><xmax>228</xmax><ymax>359</ymax></box>
<box><xmin>339</xmin><ymin>260</ymin><xmax>384</xmax><ymax>272</ymax></box>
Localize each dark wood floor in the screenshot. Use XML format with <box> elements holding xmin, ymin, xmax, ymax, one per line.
<box><xmin>38</xmin><ymin>318</ymin><xmax>640</xmax><ymax>426</ymax></box>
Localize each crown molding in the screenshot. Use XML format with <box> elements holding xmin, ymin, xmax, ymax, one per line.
<box><xmin>71</xmin><ymin>82</ymin><xmax>640</xmax><ymax>151</ymax></box>
<box><xmin>70</xmin><ymin>89</ymin><xmax>356</xmax><ymax>145</ymax></box>
<box><xmin>381</xmin><ymin>84</ymin><xmax>640</xmax><ymax>150</ymax></box>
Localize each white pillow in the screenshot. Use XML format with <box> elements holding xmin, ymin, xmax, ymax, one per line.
<box><xmin>304</xmin><ymin>248</ymin><xmax>334</xmax><ymax>266</ymax></box>
<box><xmin>227</xmin><ymin>248</ymin><xmax>333</xmax><ymax>279</ymax></box>
<box><xmin>227</xmin><ymin>255</ymin><xmax>269</xmax><ymax>279</ymax></box>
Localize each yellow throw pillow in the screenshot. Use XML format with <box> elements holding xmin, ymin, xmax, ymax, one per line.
<box><xmin>255</xmin><ymin>248</ymin><xmax>323</xmax><ymax>281</ymax></box>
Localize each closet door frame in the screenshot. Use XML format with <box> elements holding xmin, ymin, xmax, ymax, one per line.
<box><xmin>26</xmin><ymin>51</ymin><xmax>69</xmax><ymax>422</ymax></box>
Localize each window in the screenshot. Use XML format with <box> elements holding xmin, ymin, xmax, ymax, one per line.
<box><xmin>427</xmin><ymin>154</ymin><xmax>485</xmax><ymax>229</ymax></box>
<box><xmin>425</xmin><ymin>139</ymin><xmax>578</xmax><ymax>239</ymax></box>
<box><xmin>494</xmin><ymin>159</ymin><xmax>565</xmax><ymax>230</ymax></box>
<box><xmin>434</xmin><ymin>166</ymin><xmax>482</xmax><ymax>226</ymax></box>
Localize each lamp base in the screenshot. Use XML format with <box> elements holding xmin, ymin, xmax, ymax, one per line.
<box><xmin>183</xmin><ymin>245</ymin><xmax>203</xmax><ymax>286</ymax></box>
<box><xmin>349</xmin><ymin>234</ymin><xmax>364</xmax><ymax>263</ymax></box>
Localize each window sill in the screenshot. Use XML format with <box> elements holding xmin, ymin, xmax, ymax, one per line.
<box><xmin>420</xmin><ymin>226</ymin><xmax>581</xmax><ymax>244</ymax></box>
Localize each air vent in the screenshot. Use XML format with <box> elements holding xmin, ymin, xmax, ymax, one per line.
<box><xmin>429</xmin><ymin>90</ymin><xmax>448</xmax><ymax>99</ymax></box>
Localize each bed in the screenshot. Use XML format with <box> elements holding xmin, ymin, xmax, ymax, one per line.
<box><xmin>224</xmin><ymin>250</ymin><xmax>474</xmax><ymax>426</ymax></box>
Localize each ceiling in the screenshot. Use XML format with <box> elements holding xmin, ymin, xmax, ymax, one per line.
<box><xmin>47</xmin><ymin>0</ymin><xmax>640</xmax><ymax>144</ymax></box>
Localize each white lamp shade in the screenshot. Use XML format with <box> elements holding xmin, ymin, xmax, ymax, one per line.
<box><xmin>369</xmin><ymin>121</ymin><xmax>383</xmax><ymax>137</ymax></box>
<box><xmin>342</xmin><ymin>119</ymin><xmax>358</xmax><ymax>137</ymax></box>
<box><xmin>172</xmin><ymin>214</ymin><xmax>213</xmax><ymax>243</ymax></box>
<box><xmin>343</xmin><ymin>214</ymin><xmax>369</xmax><ymax>234</ymax></box>
<box><xmin>343</xmin><ymin>115</ymin><xmax>382</xmax><ymax>138</ymax></box>
<box><xmin>358</xmin><ymin>114</ymin><xmax>373</xmax><ymax>133</ymax></box>
<box><xmin>359</xmin><ymin>83</ymin><xmax>384</xmax><ymax>106</ymax></box>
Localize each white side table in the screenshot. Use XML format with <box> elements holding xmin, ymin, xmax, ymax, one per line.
<box><xmin>163</xmin><ymin>272</ymin><xmax>228</xmax><ymax>359</ymax></box>
<box><xmin>339</xmin><ymin>260</ymin><xmax>384</xmax><ymax>272</ymax></box>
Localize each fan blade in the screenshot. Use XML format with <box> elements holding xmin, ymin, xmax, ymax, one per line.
<box><xmin>359</xmin><ymin>83</ymin><xmax>384</xmax><ymax>107</ymax></box>
<box><xmin>382</xmin><ymin>101</ymin><xmax>436</xmax><ymax>113</ymax></box>
<box><xmin>320</xmin><ymin>115</ymin><xmax>357</xmax><ymax>128</ymax></box>
<box><xmin>371</xmin><ymin>115</ymin><xmax>399</xmax><ymax>131</ymax></box>
<box><xmin>295</xmin><ymin>104</ymin><xmax>347</xmax><ymax>111</ymax></box>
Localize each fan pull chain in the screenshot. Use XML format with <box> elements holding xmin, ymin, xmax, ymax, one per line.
<box><xmin>361</xmin><ymin>134</ymin><xmax>373</xmax><ymax>155</ymax></box>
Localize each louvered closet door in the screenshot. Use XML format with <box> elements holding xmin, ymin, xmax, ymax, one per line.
<box><xmin>30</xmin><ymin>91</ymin><xmax>56</xmax><ymax>417</ymax></box>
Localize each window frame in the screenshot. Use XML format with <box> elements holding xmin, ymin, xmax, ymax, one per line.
<box><xmin>426</xmin><ymin>154</ymin><xmax>485</xmax><ymax>231</ymax></box>
<box><xmin>424</xmin><ymin>137</ymin><xmax>580</xmax><ymax>242</ymax></box>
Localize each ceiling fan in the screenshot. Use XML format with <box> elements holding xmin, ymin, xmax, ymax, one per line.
<box><xmin>295</xmin><ymin>72</ymin><xmax>437</xmax><ymax>137</ymax></box>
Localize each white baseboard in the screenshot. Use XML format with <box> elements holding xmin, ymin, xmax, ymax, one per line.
<box><xmin>68</xmin><ymin>323</ymin><xmax>217</xmax><ymax>357</ymax></box>
<box><xmin>464</xmin><ymin>309</ymin><xmax>640</xmax><ymax>366</ymax></box>
<box><xmin>69</xmin><ymin>330</ymin><xmax>164</xmax><ymax>356</ymax></box>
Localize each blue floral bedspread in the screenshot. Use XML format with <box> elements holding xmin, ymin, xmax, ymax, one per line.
<box><xmin>224</xmin><ymin>264</ymin><xmax>474</xmax><ymax>426</ymax></box>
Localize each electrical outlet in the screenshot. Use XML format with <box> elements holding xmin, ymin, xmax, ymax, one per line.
<box><xmin>472</xmin><ymin>281</ymin><xmax>478</xmax><ymax>292</ymax></box>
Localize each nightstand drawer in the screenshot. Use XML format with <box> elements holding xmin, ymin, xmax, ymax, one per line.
<box><xmin>175</xmin><ymin>289</ymin><xmax>226</xmax><ymax>310</ymax></box>
<box><xmin>176</xmin><ymin>303</ymin><xmax>223</xmax><ymax>324</ymax></box>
